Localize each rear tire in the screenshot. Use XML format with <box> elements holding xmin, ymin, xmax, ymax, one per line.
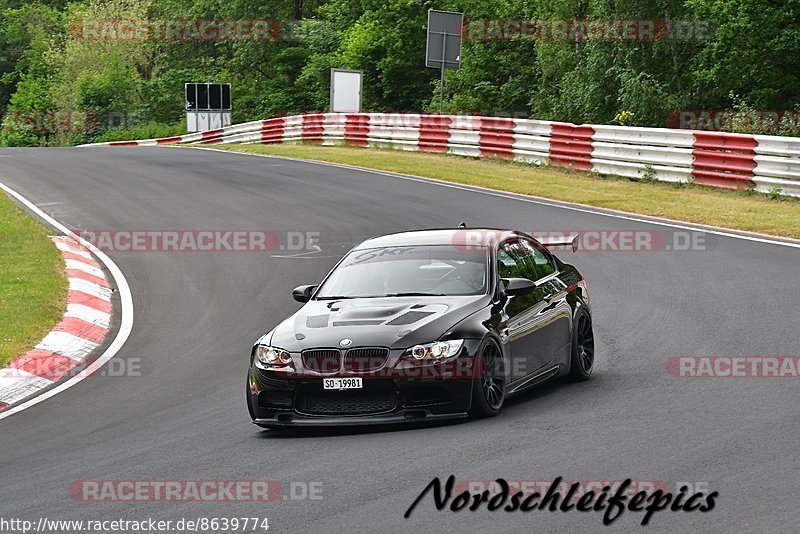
<box><xmin>568</xmin><ymin>310</ymin><xmax>595</xmax><ymax>381</ymax></box>
<box><xmin>470</xmin><ymin>339</ymin><xmax>506</xmax><ymax>417</ymax></box>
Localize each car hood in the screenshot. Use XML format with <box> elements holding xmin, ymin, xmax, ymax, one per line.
<box><xmin>269</xmin><ymin>295</ymin><xmax>489</xmax><ymax>351</ymax></box>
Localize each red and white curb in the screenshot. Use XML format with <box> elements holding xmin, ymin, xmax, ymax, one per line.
<box><xmin>0</xmin><ymin>237</ymin><xmax>112</xmax><ymax>409</ymax></box>
<box><xmin>0</xmin><ymin>183</ymin><xmax>133</xmax><ymax>420</ymax></box>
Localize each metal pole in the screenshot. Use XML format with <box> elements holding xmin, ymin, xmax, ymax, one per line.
<box><xmin>440</xmin><ymin>32</ymin><xmax>446</xmax><ymax>114</ymax></box>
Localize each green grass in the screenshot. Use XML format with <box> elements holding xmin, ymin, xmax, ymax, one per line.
<box><xmin>213</xmin><ymin>143</ymin><xmax>800</xmax><ymax>240</ymax></box>
<box><xmin>0</xmin><ymin>192</ymin><xmax>67</xmax><ymax>367</ymax></box>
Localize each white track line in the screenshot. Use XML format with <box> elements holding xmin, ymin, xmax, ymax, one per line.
<box><xmin>184</xmin><ymin>146</ymin><xmax>800</xmax><ymax>250</ymax></box>
<box><xmin>0</xmin><ymin>183</ymin><xmax>134</xmax><ymax>421</ymax></box>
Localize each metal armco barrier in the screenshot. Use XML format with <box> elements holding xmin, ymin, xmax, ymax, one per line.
<box><xmin>692</xmin><ymin>132</ymin><xmax>757</xmax><ymax>189</ymax></box>
<box><xmin>80</xmin><ymin>113</ymin><xmax>800</xmax><ymax>197</ymax></box>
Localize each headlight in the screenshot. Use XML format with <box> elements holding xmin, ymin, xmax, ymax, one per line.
<box><xmin>405</xmin><ymin>340</ymin><xmax>464</xmax><ymax>363</ymax></box>
<box><xmin>255</xmin><ymin>345</ymin><xmax>292</xmax><ymax>367</ymax></box>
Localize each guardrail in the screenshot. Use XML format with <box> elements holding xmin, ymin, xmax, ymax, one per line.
<box><xmin>80</xmin><ymin>113</ymin><xmax>800</xmax><ymax>197</ymax></box>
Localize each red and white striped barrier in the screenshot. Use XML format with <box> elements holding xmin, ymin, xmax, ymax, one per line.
<box><xmin>79</xmin><ymin>113</ymin><xmax>800</xmax><ymax>197</ymax></box>
<box><xmin>0</xmin><ymin>236</ymin><xmax>112</xmax><ymax>410</ymax></box>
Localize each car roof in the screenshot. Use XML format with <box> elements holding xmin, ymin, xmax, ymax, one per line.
<box><xmin>353</xmin><ymin>229</ymin><xmax>526</xmax><ymax>249</ymax></box>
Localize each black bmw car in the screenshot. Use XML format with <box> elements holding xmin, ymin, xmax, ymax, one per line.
<box><xmin>247</xmin><ymin>228</ymin><xmax>594</xmax><ymax>428</ymax></box>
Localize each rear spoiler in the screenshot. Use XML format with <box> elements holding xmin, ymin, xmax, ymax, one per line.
<box><xmin>539</xmin><ymin>234</ymin><xmax>579</xmax><ymax>253</ymax></box>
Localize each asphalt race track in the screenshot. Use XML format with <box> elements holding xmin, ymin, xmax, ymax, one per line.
<box><xmin>1</xmin><ymin>147</ymin><xmax>798</xmax><ymax>533</ymax></box>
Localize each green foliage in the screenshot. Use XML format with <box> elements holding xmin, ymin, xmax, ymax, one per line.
<box><xmin>91</xmin><ymin>120</ymin><xmax>185</xmax><ymax>143</ymax></box>
<box><xmin>1</xmin><ymin>0</ymin><xmax>799</xmax><ymax>145</ymax></box>
<box><xmin>0</xmin><ymin>2</ymin><xmax>63</xmax><ymax>108</ymax></box>
<box><xmin>640</xmin><ymin>164</ymin><xmax>657</xmax><ymax>183</ymax></box>
<box><xmin>767</xmin><ymin>186</ymin><xmax>783</xmax><ymax>201</ymax></box>
<box><xmin>686</xmin><ymin>0</ymin><xmax>800</xmax><ymax>109</ymax></box>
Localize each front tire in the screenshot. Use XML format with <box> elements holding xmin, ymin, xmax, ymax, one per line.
<box><xmin>568</xmin><ymin>310</ymin><xmax>595</xmax><ymax>381</ymax></box>
<box><xmin>470</xmin><ymin>339</ymin><xmax>506</xmax><ymax>417</ymax></box>
<box><xmin>246</xmin><ymin>373</ymin><xmax>256</xmax><ymax>420</ymax></box>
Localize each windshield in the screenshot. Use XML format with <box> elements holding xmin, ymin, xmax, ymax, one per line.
<box><xmin>316</xmin><ymin>245</ymin><xmax>489</xmax><ymax>299</ymax></box>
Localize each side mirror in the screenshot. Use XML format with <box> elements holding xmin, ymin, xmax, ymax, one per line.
<box><xmin>292</xmin><ymin>284</ymin><xmax>317</xmax><ymax>303</ymax></box>
<box><xmin>501</xmin><ymin>277</ymin><xmax>536</xmax><ymax>297</ymax></box>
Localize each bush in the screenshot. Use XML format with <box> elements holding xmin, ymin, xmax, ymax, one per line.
<box><xmin>89</xmin><ymin>121</ymin><xmax>186</xmax><ymax>144</ymax></box>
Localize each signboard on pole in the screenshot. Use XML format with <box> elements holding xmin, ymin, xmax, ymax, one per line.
<box><xmin>425</xmin><ymin>10</ymin><xmax>463</xmax><ymax>69</ymax></box>
<box><xmin>185</xmin><ymin>83</ymin><xmax>232</xmax><ymax>132</ymax></box>
<box><xmin>425</xmin><ymin>10</ymin><xmax>463</xmax><ymax>113</ymax></box>
<box><xmin>330</xmin><ymin>69</ymin><xmax>363</xmax><ymax>113</ymax></box>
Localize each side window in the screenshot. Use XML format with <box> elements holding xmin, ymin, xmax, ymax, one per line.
<box><xmin>497</xmin><ymin>241</ymin><xmax>536</xmax><ymax>280</ymax></box>
<box><xmin>520</xmin><ymin>239</ymin><xmax>556</xmax><ymax>280</ymax></box>
<box><xmin>497</xmin><ymin>243</ymin><xmax>521</xmax><ymax>278</ymax></box>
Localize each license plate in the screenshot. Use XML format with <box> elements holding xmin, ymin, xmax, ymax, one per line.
<box><xmin>323</xmin><ymin>377</ymin><xmax>363</xmax><ymax>390</ymax></box>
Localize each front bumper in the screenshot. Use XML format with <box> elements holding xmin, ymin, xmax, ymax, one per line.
<box><xmin>248</xmin><ymin>342</ymin><xmax>481</xmax><ymax>427</ymax></box>
<box><xmin>254</xmin><ymin>410</ymin><xmax>468</xmax><ymax>428</ymax></box>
